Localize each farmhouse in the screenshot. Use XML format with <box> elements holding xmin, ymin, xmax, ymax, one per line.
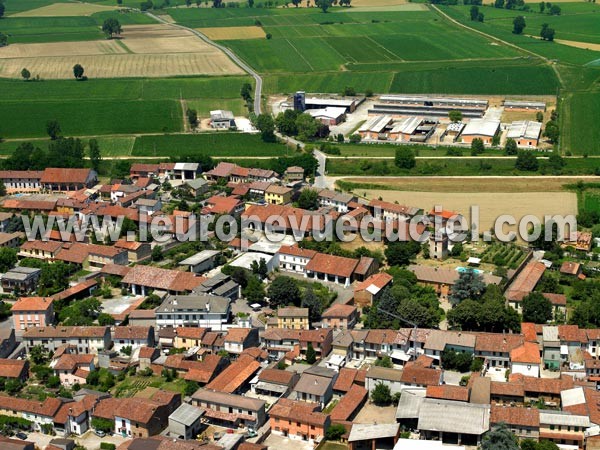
<box><xmin>506</xmin><ymin>120</ymin><xmax>542</xmax><ymax>147</ymax></box>
<box><xmin>40</xmin><ymin>168</ymin><xmax>97</xmax><ymax>192</ymax></box>
<box><xmin>0</xmin><ymin>170</ymin><xmax>43</xmax><ymax>193</ymax></box>
<box><xmin>459</xmin><ymin>119</ymin><xmax>500</xmax><ymax>145</ymax></box>
<box><xmin>23</xmin><ymin>326</ymin><xmax>111</xmax><ymax>354</ymax></box>
<box><xmin>210</xmin><ymin>110</ymin><xmax>236</xmax><ymax>129</ymax></box>
<box><xmin>191</xmin><ymin>389</ymin><xmax>266</xmax><ymax>429</ymax></box>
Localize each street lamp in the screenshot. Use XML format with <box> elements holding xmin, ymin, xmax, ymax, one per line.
<box><xmin>377</xmin><ymin>307</ymin><xmax>418</xmax><ymax>362</ymax></box>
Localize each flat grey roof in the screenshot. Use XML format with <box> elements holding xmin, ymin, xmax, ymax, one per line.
<box><xmin>539</xmin><ymin>411</ymin><xmax>590</xmax><ymax>427</ymax></box>
<box><xmin>169</xmin><ymin>403</ymin><xmax>204</xmax><ymax>426</ymax></box>
<box><xmin>157</xmin><ymin>293</ymin><xmax>230</xmax><ymax>315</ymax></box>
<box><xmin>349</xmin><ymin>423</ymin><xmax>400</xmax><ymax>442</ymax></box>
<box><xmin>417</xmin><ymin>399</ymin><xmax>490</xmax><ymax>436</ymax></box>
<box><xmin>396</xmin><ymin>388</ymin><xmax>426</xmax><ymax>419</ymax></box>
<box><xmin>179</xmin><ymin>250</ymin><xmax>220</xmax><ymax>267</ymax></box>
<box><xmin>192</xmin><ymin>389</ymin><xmax>265</xmax><ymax>411</ymax></box>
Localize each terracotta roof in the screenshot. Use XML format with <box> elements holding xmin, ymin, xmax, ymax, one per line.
<box><xmin>130</xmin><ymin>163</ymin><xmax>159</xmax><ymax>173</ymax></box>
<box><xmin>559</xmin><ymin>324</ymin><xmax>588</xmax><ymax>343</ymax></box>
<box><xmin>23</xmin><ymin>326</ymin><xmax>108</xmax><ymax>339</ymax></box>
<box><xmin>20</xmin><ymin>240</ymin><xmax>63</xmax><ymax>253</ymax></box>
<box><xmin>560</xmin><ymin>261</ymin><xmax>581</xmax><ymax>275</ymax></box>
<box><xmin>11</xmin><ymin>296</ymin><xmax>53</xmax><ymax>312</ymax></box>
<box><xmin>51</xmin><ymin>278</ymin><xmax>97</xmax><ymax>301</ymax></box>
<box><xmin>41</xmin><ymin>168</ymin><xmax>93</xmax><ymax>184</ymax></box>
<box><xmin>333</xmin><ymin>367</ymin><xmax>359</xmax><ymax>393</ymax></box>
<box><xmin>277</xmin><ymin>245</ymin><xmax>317</xmax><ymax>259</ymax></box>
<box><xmin>224</xmin><ymin>327</ymin><xmax>253</xmax><ymax>343</ymax></box>
<box><xmin>521</xmin><ymin>322</ymin><xmax>538</xmax><ymax>342</ymax></box>
<box><xmin>269</xmin><ymin>398</ymin><xmax>328</xmax><ymax>427</ymax></box>
<box><xmin>475</xmin><ymin>333</ymin><xmax>523</xmax><ymax>353</ymax></box>
<box><xmin>543</xmin><ymin>293</ymin><xmax>567</xmax><ymax>306</ymax></box>
<box><xmin>505</xmin><ymin>261</ymin><xmax>546</xmax><ymax>301</ymax></box>
<box><xmin>205</xmin><ymin>162</ymin><xmax>236</xmax><ymax>178</ymax></box>
<box><xmin>369</xmin><ymin>199</ymin><xmax>419</xmax><ymax>216</ymax></box>
<box><xmin>522</xmin><ymin>375</ymin><xmax>573</xmax><ymax>395</ymax></box>
<box><xmin>277</xmin><ymin>307</ymin><xmax>308</xmax><ymax>319</ymax></box>
<box><xmin>183</xmin><ymin>355</ymin><xmax>224</xmax><ymax>384</ymax></box>
<box><xmin>114</xmin><ymin>239</ymin><xmax>143</xmax><ymax>251</ymax></box>
<box><xmin>53</xmin><ymin>353</ymin><xmax>94</xmax><ymax>371</ymax></box>
<box><xmin>426</xmin><ymin>385</ymin><xmax>469</xmax><ymax>402</ymax></box>
<box><xmin>114</xmin><ymin>326</ymin><xmax>152</xmax><ymax>340</ymax></box>
<box><xmin>400</xmin><ymin>363</ymin><xmax>442</xmax><ymax>386</ymax></box>
<box><xmin>242</xmin><ymin>204</ymin><xmax>330</xmax><ymax>233</ymax></box>
<box><xmin>201</xmin><ymin>195</ymin><xmax>242</xmax><ymax>215</ymax></box>
<box><xmin>429</xmin><ymin>209</ymin><xmax>461</xmax><ymax>220</ymax></box>
<box><xmin>322</xmin><ymin>303</ymin><xmax>357</xmax><ymax>319</ymax></box>
<box><xmin>330</xmin><ymin>384</ymin><xmax>367</xmax><ymax>422</ymax></box>
<box><xmin>0</xmin><ymin>170</ymin><xmax>43</xmax><ymax>179</ymax></box>
<box><xmin>0</xmin><ymin>395</ymin><xmax>62</xmax><ymax>417</ymax></box>
<box><xmin>0</xmin><ymin>359</ymin><xmax>27</xmax><ymax>378</ymax></box>
<box><xmin>100</xmin><ymin>263</ymin><xmax>131</xmax><ymax>277</ymax></box>
<box><xmin>139</xmin><ymin>347</ymin><xmax>158</xmax><ymax>359</ymax></box>
<box><xmin>510</xmin><ymin>342</ymin><xmax>540</xmax><ymax>364</ymax></box>
<box><xmin>490</xmin><ymin>405</ymin><xmax>539</xmax><ymax>427</ymax></box>
<box><xmin>491</xmin><ymin>380</ymin><xmax>524</xmax><ymax>398</ymax></box>
<box><xmin>176</xmin><ymin>327</ymin><xmax>208</xmax><ymax>340</ymax></box>
<box><xmin>262</xmin><ymin>328</ymin><xmax>332</xmax><ymax>345</ymax></box>
<box><xmin>93</xmin><ymin>396</ymin><xmax>170</xmax><ymax>424</ymax></box>
<box><xmin>305</xmin><ymin>253</ymin><xmax>359</xmax><ymax>278</ymax></box>
<box><xmin>122</xmin><ymin>265</ymin><xmax>205</xmax><ymax>292</ymax></box>
<box><xmin>258</xmin><ymin>368</ymin><xmax>295</xmax><ymax>385</ymax></box>
<box><xmin>205</xmin><ymin>355</ymin><xmax>260</xmax><ymax>393</ymax></box>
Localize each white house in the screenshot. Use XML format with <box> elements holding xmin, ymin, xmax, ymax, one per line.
<box><xmin>277</xmin><ymin>245</ymin><xmax>316</xmax><ymax>274</ymax></box>
<box><xmin>510</xmin><ymin>342</ymin><xmax>541</xmax><ymax>378</ymax></box>
<box><xmin>155</xmin><ymin>294</ymin><xmax>231</xmax><ymax>330</ymax></box>
<box><xmin>112</xmin><ymin>326</ymin><xmax>155</xmax><ymax>353</ymax></box>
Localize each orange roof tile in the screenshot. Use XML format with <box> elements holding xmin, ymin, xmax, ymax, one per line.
<box><xmin>510</xmin><ymin>342</ymin><xmax>540</xmax><ymax>364</ymax></box>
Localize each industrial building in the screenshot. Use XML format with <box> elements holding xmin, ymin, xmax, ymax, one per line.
<box><xmin>284</xmin><ymin>91</ymin><xmax>364</xmax><ymax>113</ymax></box>
<box><xmin>506</xmin><ymin>120</ymin><xmax>543</xmax><ymax>148</ymax></box>
<box><xmin>369</xmin><ymin>95</ymin><xmax>488</xmax><ymax>118</ymax></box>
<box><xmin>459</xmin><ymin>119</ymin><xmax>500</xmax><ymax>145</ymax></box>
<box><xmin>307</xmin><ymin>106</ymin><xmax>347</xmax><ymax>125</ymax></box>
<box><xmin>503</xmin><ymin>100</ymin><xmax>546</xmax><ymax>111</ymax></box>
<box><xmin>358</xmin><ymin>115</ymin><xmax>436</xmax><ymax>143</ymax></box>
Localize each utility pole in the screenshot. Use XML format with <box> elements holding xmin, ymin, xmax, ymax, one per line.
<box><xmin>377</xmin><ymin>307</ymin><xmax>419</xmax><ymax>362</ymax></box>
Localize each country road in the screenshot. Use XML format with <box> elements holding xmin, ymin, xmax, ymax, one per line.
<box><xmin>145</xmin><ymin>12</ymin><xmax>263</xmax><ymax>114</ymax></box>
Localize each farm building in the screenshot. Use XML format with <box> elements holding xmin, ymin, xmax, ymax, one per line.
<box><xmin>357</xmin><ymin>115</ymin><xmax>393</xmax><ymax>140</ymax></box>
<box><xmin>506</xmin><ymin>121</ymin><xmax>542</xmax><ymax>148</ymax></box>
<box><xmin>503</xmin><ymin>100</ymin><xmax>546</xmax><ymax>111</ymax></box>
<box><xmin>459</xmin><ymin>119</ymin><xmax>500</xmax><ymax>145</ymax></box>
<box><xmin>370</xmin><ymin>95</ymin><xmax>488</xmax><ymax>118</ymax></box>
<box><xmin>283</xmin><ymin>91</ymin><xmax>363</xmax><ymax>113</ymax></box>
<box><xmin>210</xmin><ymin>110</ymin><xmax>236</xmax><ymax>129</ymax></box>
<box><xmin>389</xmin><ymin>117</ymin><xmax>438</xmax><ymax>143</ymax></box>
<box><xmin>444</xmin><ymin>122</ymin><xmax>465</xmax><ymax>141</ymax></box>
<box><xmin>307</xmin><ymin>107</ymin><xmax>346</xmax><ymax>125</ymax></box>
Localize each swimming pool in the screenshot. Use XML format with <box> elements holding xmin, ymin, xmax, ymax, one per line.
<box><xmin>456</xmin><ymin>266</ymin><xmax>483</xmax><ymax>274</ymax></box>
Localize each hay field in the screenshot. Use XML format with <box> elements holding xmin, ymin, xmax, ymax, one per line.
<box><xmin>555</xmin><ymin>39</ymin><xmax>600</xmax><ymax>52</ymax></box>
<box><xmin>12</xmin><ymin>2</ymin><xmax>118</xmax><ymax>17</ymax></box>
<box><xmin>359</xmin><ymin>189</ymin><xmax>577</xmax><ymax>231</ymax></box>
<box><xmin>198</xmin><ymin>26</ymin><xmax>266</xmax><ymax>40</ymax></box>
<box><xmin>0</xmin><ymin>24</ymin><xmax>243</xmax><ymax>79</ymax></box>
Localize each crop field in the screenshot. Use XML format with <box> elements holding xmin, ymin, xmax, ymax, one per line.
<box><xmin>131</xmin><ymin>133</ymin><xmax>292</xmax><ymax>157</ymax></box>
<box><xmin>0</xmin><ymin>24</ymin><xmax>244</xmax><ymax>79</ymax></box>
<box><xmin>12</xmin><ymin>2</ymin><xmax>118</xmax><ymax>17</ymax></box>
<box><xmin>358</xmin><ymin>188</ymin><xmax>577</xmax><ymax>231</ymax></box>
<box><xmin>199</xmin><ymin>26</ymin><xmax>267</xmax><ymax>40</ymax></box>
<box><xmin>0</xmin><ymin>76</ymin><xmax>251</xmax><ymax>139</ymax></box>
<box><xmin>562</xmin><ymin>92</ymin><xmax>600</xmax><ymax>156</ymax></box>
<box><xmin>186</xmin><ymin>98</ymin><xmax>247</xmax><ymax>117</ymax></box>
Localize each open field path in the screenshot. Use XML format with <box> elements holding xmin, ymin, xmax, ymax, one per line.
<box><xmin>145</xmin><ymin>11</ymin><xmax>263</xmax><ymax>114</ymax></box>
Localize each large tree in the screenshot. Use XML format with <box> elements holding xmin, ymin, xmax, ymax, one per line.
<box><xmin>449</xmin><ymin>270</ymin><xmax>486</xmax><ymax>304</ymax></box>
<box><xmin>522</xmin><ymin>292</ymin><xmax>552</xmax><ymax>324</ymax></box>
<box><xmin>102</xmin><ymin>18</ymin><xmax>122</xmax><ymax>38</ymax></box>
<box><xmin>302</xmin><ymin>286</ymin><xmax>323</xmax><ymax>323</ymax></box>
<box><xmin>275</xmin><ymin>109</ymin><xmax>300</xmax><ymax>136</ymax></box>
<box><xmin>515</xmin><ymin>151</ymin><xmax>539</xmax><ymax>171</ymax></box>
<box><xmin>371</xmin><ymin>382</ymin><xmax>392</xmax><ymax>406</ymax></box>
<box><xmin>296</xmin><ymin>113</ymin><xmax>320</xmax><ymax>141</ymax></box>
<box><xmin>46</xmin><ymin>120</ymin><xmax>62</xmax><ymax>140</ymax></box>
<box><xmin>267</xmin><ymin>276</ymin><xmax>302</xmax><ymax>308</ymax></box>
<box><xmin>256</xmin><ymin>114</ymin><xmax>276</xmax><ymax>142</ymax></box>
<box><xmin>385</xmin><ymin>241</ymin><xmax>421</xmax><ymax>267</ymax></box>
<box><xmin>0</xmin><ymin>3</ymin><xmax>5</xmax><ymax>19</ymax></box>
<box><xmin>298</xmin><ymin>188</ymin><xmax>319</xmax><ymax>210</ymax></box>
<box><xmin>89</xmin><ymin>139</ymin><xmax>102</xmax><ymax>172</ymax></box>
<box><xmin>513</xmin><ymin>15</ymin><xmax>526</xmax><ymax>34</ymax></box>
<box><xmin>0</xmin><ymin>247</ymin><xmax>17</xmax><ymax>273</ymax></box>
<box><xmin>394</xmin><ymin>147</ymin><xmax>416</xmax><ymax>170</ymax></box>
<box><xmin>482</xmin><ymin>424</ymin><xmax>519</xmax><ymax>450</ymax></box>
<box><xmin>316</xmin><ymin>0</ymin><xmax>332</xmax><ymax>12</ymax></box>
<box><xmin>73</xmin><ymin>64</ymin><xmax>85</xmax><ymax>80</ymax></box>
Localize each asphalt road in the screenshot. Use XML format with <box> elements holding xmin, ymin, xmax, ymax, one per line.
<box><xmin>145</xmin><ymin>12</ymin><xmax>263</xmax><ymax>115</ymax></box>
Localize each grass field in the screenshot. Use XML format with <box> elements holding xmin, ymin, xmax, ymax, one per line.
<box><xmin>12</xmin><ymin>2</ymin><xmax>119</xmax><ymax>17</ymax></box>
<box><xmin>0</xmin><ymin>76</ymin><xmax>251</xmax><ymax>138</ymax></box>
<box><xmin>562</xmin><ymin>92</ymin><xmax>600</xmax><ymax>156</ymax></box>
<box><xmin>131</xmin><ymin>133</ymin><xmax>294</xmax><ymax>157</ymax></box>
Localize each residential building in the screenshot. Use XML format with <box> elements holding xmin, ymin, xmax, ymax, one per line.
<box><xmin>23</xmin><ymin>326</ymin><xmax>111</xmax><ymax>354</ymax></box>
<box><xmin>223</xmin><ymin>327</ymin><xmax>258</xmax><ymax>355</ymax></box>
<box><xmin>173</xmin><ymin>163</ymin><xmax>201</xmax><ymax>181</ymax></box>
<box><xmin>191</xmin><ymin>389</ymin><xmax>266</xmax><ymax>429</ymax></box>
<box><xmin>156</xmin><ymin>294</ymin><xmax>231</xmax><ymax>330</ymax></box>
<box><xmin>173</xmin><ymin>327</ymin><xmax>209</xmax><ymax>350</ymax></box>
<box><xmin>369</xmin><ymin>199</ymin><xmax>421</xmax><ymax>222</ymax></box>
<box><xmin>510</xmin><ymin>342</ymin><xmax>541</xmax><ymax>378</ymax></box>
<box><xmin>474</xmin><ymin>333</ymin><xmax>524</xmax><ymax>368</ymax></box>
<box><xmin>0</xmin><ymin>329</ymin><xmax>17</xmax><ymax>358</ymax></box>
<box><xmin>40</xmin><ymin>168</ymin><xmax>97</xmax><ymax>192</ymax></box>
<box><xmin>1</xmin><ymin>267</ymin><xmax>42</xmax><ymax>294</ymax></box>
<box><xmin>317</xmin><ymin>189</ymin><xmax>356</xmax><ymax>213</ymax></box>
<box><xmin>269</xmin><ymin>398</ymin><xmax>330</xmax><ymax>444</ymax></box>
<box><xmin>0</xmin><ymin>396</ymin><xmax>62</xmax><ymax>432</ymax></box>
<box><xmin>168</xmin><ymin>403</ymin><xmax>205</xmax><ymax>440</ymax></box>
<box><xmin>210</xmin><ymin>110</ymin><xmax>236</xmax><ymax>129</ymax></box>
<box><xmin>265</xmin><ymin>185</ymin><xmax>293</xmax><ymax>205</ymax></box>
<box><xmin>11</xmin><ymin>296</ymin><xmax>55</xmax><ymax>330</ymax></box>
<box><xmin>365</xmin><ymin>366</ymin><xmax>405</xmax><ymax>394</ymax></box>
<box><xmin>185</xmin><ymin>178</ymin><xmax>210</xmax><ymax>198</ymax></box>
<box><xmin>277</xmin><ymin>245</ymin><xmax>316</xmax><ymax>274</ymax></box>
<box><xmin>114</xmin><ymin>239</ymin><xmax>152</xmax><ymax>263</ymax></box>
<box><xmin>305</xmin><ymin>253</ymin><xmax>360</xmax><ymax>288</ymax></box>
<box><xmin>251</xmin><ymin>368</ymin><xmax>299</xmax><ymax>397</ymax></box>
<box><xmin>490</xmin><ymin>405</ymin><xmax>539</xmax><ymax>440</ymax></box>
<box><xmin>205</xmin><ymin>354</ymin><xmax>261</xmax><ymax>394</ymax></box>
<box><xmin>291</xmin><ymin>366</ymin><xmax>337</xmax><ymax>408</ymax></box>
<box><xmin>113</xmin><ymin>326</ymin><xmax>155</xmax><ymax>353</ymax></box>
<box><xmin>0</xmin><ymin>232</ymin><xmax>22</xmax><ymax>249</ymax></box>
<box><xmin>261</xmin><ymin>328</ymin><xmax>333</xmax><ymax>361</ymax></box>
<box><xmin>284</xmin><ymin>166</ymin><xmax>304</xmax><ymax>182</ymax></box>
<box><xmin>0</xmin><ymin>170</ymin><xmax>43</xmax><ymax>193</ymax></box>
<box><xmin>353</xmin><ymin>272</ymin><xmax>393</xmax><ymax>308</ymax></box>
<box><xmin>51</xmin><ymin>352</ymin><xmax>95</xmax><ymax>386</ymax></box>
<box><xmin>321</xmin><ymin>304</ymin><xmax>358</xmax><ymax>330</ymax></box>
<box><xmin>276</xmin><ymin>307</ymin><xmax>309</xmax><ymax>330</ymax></box>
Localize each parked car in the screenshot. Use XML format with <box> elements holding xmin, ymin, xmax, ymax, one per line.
<box><xmin>15</xmin><ymin>432</ymin><xmax>28</xmax><ymax>440</ymax></box>
<box><xmin>94</xmin><ymin>430</ymin><xmax>106</xmax><ymax>438</ymax></box>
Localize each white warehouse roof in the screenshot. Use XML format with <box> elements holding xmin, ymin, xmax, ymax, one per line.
<box><xmin>359</xmin><ymin>115</ymin><xmax>393</xmax><ymax>133</ymax></box>
<box><xmin>307</xmin><ymin>107</ymin><xmax>346</xmax><ymax>120</ymax></box>
<box><xmin>461</xmin><ymin>119</ymin><xmax>500</xmax><ymax>137</ymax></box>
<box><xmin>506</xmin><ymin>120</ymin><xmax>542</xmax><ymax>140</ymax></box>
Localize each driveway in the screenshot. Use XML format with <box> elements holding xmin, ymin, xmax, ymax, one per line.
<box><xmin>263</xmin><ymin>433</ymin><xmax>313</xmax><ymax>450</ymax></box>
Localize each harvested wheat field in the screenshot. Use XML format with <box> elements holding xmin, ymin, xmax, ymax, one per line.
<box><xmin>198</xmin><ymin>26</ymin><xmax>266</xmax><ymax>40</ymax></box>
<box><xmin>555</xmin><ymin>39</ymin><xmax>600</xmax><ymax>52</ymax></box>
<box><xmin>0</xmin><ymin>24</ymin><xmax>244</xmax><ymax>78</ymax></box>
<box><xmin>12</xmin><ymin>2</ymin><xmax>118</xmax><ymax>17</ymax></box>
<box><xmin>359</xmin><ymin>189</ymin><xmax>577</xmax><ymax>232</ymax></box>
<box><xmin>0</xmin><ymin>40</ymin><xmax>126</xmax><ymax>58</ymax></box>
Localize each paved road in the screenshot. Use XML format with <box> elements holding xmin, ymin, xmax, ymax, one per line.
<box><xmin>313</xmin><ymin>149</ymin><xmax>327</xmax><ymax>189</ymax></box>
<box><xmin>145</xmin><ymin>12</ymin><xmax>263</xmax><ymax>114</ymax></box>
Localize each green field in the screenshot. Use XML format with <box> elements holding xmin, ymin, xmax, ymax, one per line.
<box><xmin>0</xmin><ymin>76</ymin><xmax>252</xmax><ymax>139</ymax></box>
<box><xmin>0</xmin><ymin>11</ymin><xmax>156</xmax><ymax>43</ymax></box>
<box><xmin>562</xmin><ymin>92</ymin><xmax>600</xmax><ymax>156</ymax></box>
<box><xmin>131</xmin><ymin>133</ymin><xmax>293</xmax><ymax>157</ymax></box>
<box><xmin>327</xmin><ymin>157</ymin><xmax>600</xmax><ymax>176</ymax></box>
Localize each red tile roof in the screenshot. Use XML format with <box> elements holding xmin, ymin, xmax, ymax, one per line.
<box><xmin>41</xmin><ymin>168</ymin><xmax>93</xmax><ymax>184</ymax></box>
<box><xmin>330</xmin><ymin>384</ymin><xmax>367</xmax><ymax>422</ymax></box>
<box><xmin>560</xmin><ymin>261</ymin><xmax>581</xmax><ymax>275</ymax></box>
<box><xmin>183</xmin><ymin>355</ymin><xmax>224</xmax><ymax>384</ymax></box>
<box><xmin>269</xmin><ymin>398</ymin><xmax>328</xmax><ymax>427</ymax></box>
<box><xmin>400</xmin><ymin>363</ymin><xmax>442</xmax><ymax>386</ymax></box>
<box><xmin>11</xmin><ymin>297</ymin><xmax>53</xmax><ymax>312</ymax></box>
<box><xmin>333</xmin><ymin>368</ymin><xmax>360</xmax><ymax>393</ymax></box>
<box><xmin>122</xmin><ymin>265</ymin><xmax>205</xmax><ymax>292</ymax></box>
<box><xmin>521</xmin><ymin>323</ymin><xmax>538</xmax><ymax>342</ymax></box>
<box><xmin>305</xmin><ymin>253</ymin><xmax>359</xmax><ymax>279</ymax></box>
<box><xmin>426</xmin><ymin>385</ymin><xmax>469</xmax><ymax>402</ymax></box>
<box><xmin>322</xmin><ymin>303</ymin><xmax>357</xmax><ymax>319</ymax></box>
<box><xmin>277</xmin><ymin>245</ymin><xmax>317</xmax><ymax>259</ymax></box>
<box><xmin>258</xmin><ymin>368</ymin><xmax>295</xmax><ymax>385</ymax></box>
<box><xmin>0</xmin><ymin>359</ymin><xmax>27</xmax><ymax>378</ymax></box>
<box><xmin>354</xmin><ymin>272</ymin><xmax>393</xmax><ymax>292</ymax></box>
<box><xmin>510</xmin><ymin>342</ymin><xmax>540</xmax><ymax>364</ymax></box>
<box><xmin>490</xmin><ymin>405</ymin><xmax>539</xmax><ymax>427</ymax></box>
<box><xmin>506</xmin><ymin>261</ymin><xmax>546</xmax><ymax>301</ymax></box>
<box><xmin>114</xmin><ymin>326</ymin><xmax>152</xmax><ymax>340</ymax></box>
<box><xmin>205</xmin><ymin>354</ymin><xmax>260</xmax><ymax>393</ymax></box>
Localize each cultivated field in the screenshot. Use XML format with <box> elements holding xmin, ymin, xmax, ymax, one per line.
<box><xmin>0</xmin><ymin>24</ymin><xmax>244</xmax><ymax>79</ymax></box>
<box><xmin>359</xmin><ymin>188</ymin><xmax>578</xmax><ymax>231</ymax></box>
<box><xmin>199</xmin><ymin>26</ymin><xmax>266</xmax><ymax>40</ymax></box>
<box><xmin>12</xmin><ymin>2</ymin><xmax>118</xmax><ymax>17</ymax></box>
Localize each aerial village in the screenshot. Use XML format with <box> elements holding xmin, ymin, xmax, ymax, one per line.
<box><xmin>0</xmin><ymin>155</ymin><xmax>596</xmax><ymax>450</ymax></box>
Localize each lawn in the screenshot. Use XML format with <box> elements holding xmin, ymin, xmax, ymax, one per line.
<box><xmin>131</xmin><ymin>133</ymin><xmax>293</xmax><ymax>157</ymax></box>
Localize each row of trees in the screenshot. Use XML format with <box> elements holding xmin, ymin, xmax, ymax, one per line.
<box><xmin>513</xmin><ymin>15</ymin><xmax>557</xmax><ymax>40</ymax></box>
